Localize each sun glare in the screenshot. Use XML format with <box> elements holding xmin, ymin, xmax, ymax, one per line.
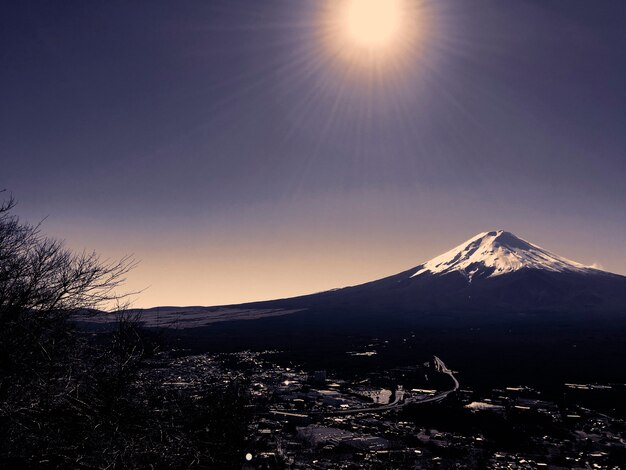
<box><xmin>345</xmin><ymin>0</ymin><xmax>403</xmax><ymax>50</ymax></box>
<box><xmin>319</xmin><ymin>0</ymin><xmax>425</xmax><ymax>73</ymax></box>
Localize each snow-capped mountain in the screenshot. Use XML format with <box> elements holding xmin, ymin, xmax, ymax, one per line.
<box><xmin>265</xmin><ymin>230</ymin><xmax>626</xmax><ymax>316</ymax></box>
<box><xmin>410</xmin><ymin>230</ymin><xmax>600</xmax><ymax>282</ymax></box>
<box><xmin>112</xmin><ymin>231</ymin><xmax>626</xmax><ymax>395</ymax></box>
<box><xmin>106</xmin><ymin>230</ymin><xmax>626</xmax><ymax>392</ymax></box>
<box><xmin>120</xmin><ymin>230</ymin><xmax>626</xmax><ymax>332</ymax></box>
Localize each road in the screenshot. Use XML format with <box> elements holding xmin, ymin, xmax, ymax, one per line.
<box><xmin>307</xmin><ymin>356</ymin><xmax>460</xmax><ymax>416</ymax></box>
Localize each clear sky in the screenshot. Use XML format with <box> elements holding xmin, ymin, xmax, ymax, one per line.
<box><xmin>2</xmin><ymin>0</ymin><xmax>625</xmax><ymax>307</ymax></box>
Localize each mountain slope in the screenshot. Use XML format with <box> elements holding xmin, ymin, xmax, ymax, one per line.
<box><xmin>252</xmin><ymin>230</ymin><xmax>626</xmax><ymax>316</ymax></box>
<box><xmin>93</xmin><ymin>231</ymin><xmax>626</xmax><ymax>333</ymax></box>
<box><xmin>130</xmin><ymin>230</ymin><xmax>626</xmax><ymax>389</ymax></box>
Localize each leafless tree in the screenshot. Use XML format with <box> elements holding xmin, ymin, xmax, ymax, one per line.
<box><xmin>0</xmin><ymin>194</ymin><xmax>251</xmax><ymax>468</ymax></box>
<box><xmin>0</xmin><ymin>191</ymin><xmax>137</xmax><ymax>389</ymax></box>
<box><xmin>0</xmin><ymin>193</ymin><xmax>135</xmax><ymax>317</ymax></box>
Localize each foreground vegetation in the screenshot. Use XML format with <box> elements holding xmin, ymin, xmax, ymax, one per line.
<box><xmin>0</xmin><ymin>194</ymin><xmax>251</xmax><ymax>468</ymax></box>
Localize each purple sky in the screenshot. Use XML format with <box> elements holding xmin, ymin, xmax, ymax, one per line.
<box><xmin>2</xmin><ymin>0</ymin><xmax>625</xmax><ymax>307</ymax></box>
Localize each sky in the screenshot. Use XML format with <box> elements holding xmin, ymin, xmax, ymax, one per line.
<box><xmin>1</xmin><ymin>0</ymin><xmax>625</xmax><ymax>308</ymax></box>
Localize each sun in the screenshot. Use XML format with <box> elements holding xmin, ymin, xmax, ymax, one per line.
<box><xmin>320</xmin><ymin>0</ymin><xmax>424</xmax><ymax>72</ymax></box>
<box><xmin>344</xmin><ymin>0</ymin><xmax>403</xmax><ymax>50</ymax></box>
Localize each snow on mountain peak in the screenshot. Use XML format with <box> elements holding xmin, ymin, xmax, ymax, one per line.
<box><xmin>411</xmin><ymin>230</ymin><xmax>598</xmax><ymax>282</ymax></box>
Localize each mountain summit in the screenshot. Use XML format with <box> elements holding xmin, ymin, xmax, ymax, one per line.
<box><xmin>410</xmin><ymin>230</ymin><xmax>598</xmax><ymax>282</ymax></box>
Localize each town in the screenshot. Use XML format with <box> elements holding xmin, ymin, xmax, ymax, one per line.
<box><xmin>134</xmin><ymin>347</ymin><xmax>626</xmax><ymax>469</ymax></box>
